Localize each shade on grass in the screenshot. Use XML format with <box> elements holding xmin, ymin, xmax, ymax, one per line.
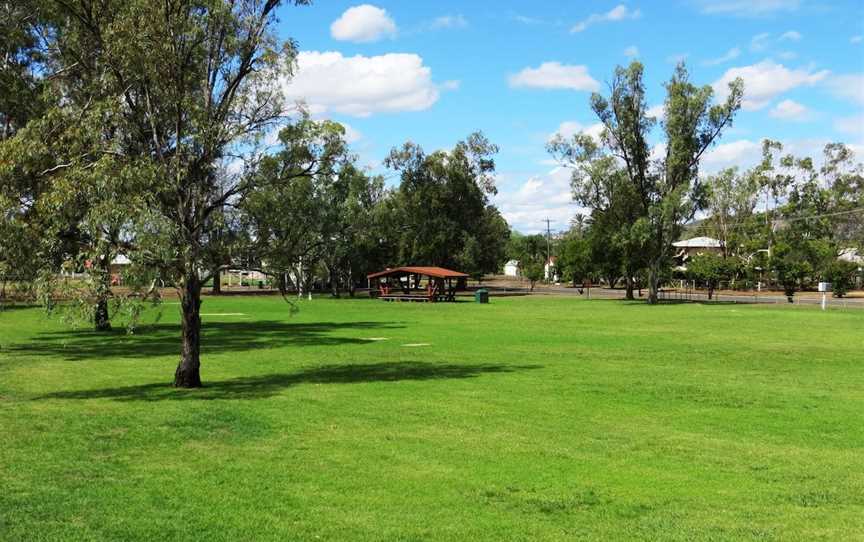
<box><xmin>1</xmin><ymin>296</ymin><xmax>862</xmax><ymax>540</ymax></box>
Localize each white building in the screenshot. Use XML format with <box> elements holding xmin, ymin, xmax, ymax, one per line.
<box><xmin>503</xmin><ymin>260</ymin><xmax>520</xmax><ymax>277</ymax></box>
<box><xmin>544</xmin><ymin>257</ymin><xmax>559</xmax><ymax>282</ymax></box>
<box><xmin>672</xmin><ymin>236</ymin><xmax>723</xmax><ymax>271</ymax></box>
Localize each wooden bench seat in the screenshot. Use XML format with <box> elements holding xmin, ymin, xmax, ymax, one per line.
<box><xmin>379</xmin><ymin>295</ymin><xmax>432</xmax><ymax>302</ymax></box>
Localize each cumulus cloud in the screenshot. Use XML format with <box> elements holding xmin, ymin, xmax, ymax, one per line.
<box><xmin>330</xmin><ymin>4</ymin><xmax>397</xmax><ymax>43</ymax></box>
<box><xmin>769</xmin><ymin>99</ymin><xmax>810</xmax><ymax>121</ymax></box>
<box><xmin>283</xmin><ymin>51</ymin><xmax>440</xmax><ymax>117</ymax></box>
<box><xmin>624</xmin><ymin>45</ymin><xmax>640</xmax><ymax>58</ymax></box>
<box><xmin>825</xmin><ymin>74</ymin><xmax>864</xmax><ymax>106</ymax></box>
<box><xmin>509</xmin><ymin>62</ymin><xmax>599</xmax><ymax>91</ymax></box>
<box><xmin>493</xmin><ymin>167</ymin><xmax>582</xmax><ymax>233</ymax></box>
<box><xmin>646</xmin><ymin>104</ymin><xmax>666</xmax><ymax>120</ymax></box>
<box><xmin>779</xmin><ymin>30</ymin><xmax>802</xmax><ymax>41</ymax></box>
<box><xmin>713</xmin><ymin>60</ymin><xmax>829</xmax><ymax>110</ymax></box>
<box><xmin>571</xmin><ymin>5</ymin><xmax>640</xmax><ymax>33</ymax></box>
<box><xmin>701</xmin><ymin>140</ymin><xmax>762</xmax><ymax>172</ymax></box>
<box><xmin>704</xmin><ymin>47</ymin><xmax>741</xmax><ymax>66</ymax></box>
<box><xmin>550</xmin><ymin>121</ymin><xmax>605</xmax><ymax>142</ymax></box>
<box><xmin>693</xmin><ymin>0</ymin><xmax>799</xmax><ymax>17</ymax></box>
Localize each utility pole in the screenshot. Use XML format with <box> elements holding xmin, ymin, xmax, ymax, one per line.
<box><xmin>542</xmin><ymin>218</ymin><xmax>552</xmax><ymax>264</ymax></box>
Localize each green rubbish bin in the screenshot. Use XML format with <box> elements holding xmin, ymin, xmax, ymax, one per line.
<box><xmin>475</xmin><ymin>288</ymin><xmax>489</xmax><ymax>304</ymax></box>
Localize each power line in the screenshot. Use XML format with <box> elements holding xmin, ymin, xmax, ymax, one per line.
<box><xmin>689</xmin><ymin>206</ymin><xmax>864</xmax><ymax>232</ymax></box>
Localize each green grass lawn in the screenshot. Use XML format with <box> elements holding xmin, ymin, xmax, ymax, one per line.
<box><xmin>1</xmin><ymin>295</ymin><xmax>862</xmax><ymax>541</ymax></box>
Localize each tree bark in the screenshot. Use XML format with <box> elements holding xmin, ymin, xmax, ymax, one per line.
<box><xmin>625</xmin><ymin>275</ymin><xmax>635</xmax><ymax>300</ymax></box>
<box><xmin>94</xmin><ymin>259</ymin><xmax>112</xmax><ymax>331</ymax></box>
<box><xmin>174</xmin><ymin>274</ymin><xmax>203</xmax><ymax>388</ymax></box>
<box><xmin>212</xmin><ymin>269</ymin><xmax>221</xmax><ymax>295</ymax></box>
<box><xmin>94</xmin><ymin>299</ymin><xmax>112</xmax><ymax>331</ymax></box>
<box><xmin>647</xmin><ymin>264</ymin><xmax>660</xmax><ymax>305</ymax></box>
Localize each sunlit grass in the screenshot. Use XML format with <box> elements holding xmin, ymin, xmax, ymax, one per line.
<box><xmin>1</xmin><ymin>295</ymin><xmax>862</xmax><ymax>540</ymax></box>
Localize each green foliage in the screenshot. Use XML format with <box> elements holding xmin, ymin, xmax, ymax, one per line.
<box><xmin>522</xmin><ymin>261</ymin><xmax>544</xmax><ymax>291</ymax></box>
<box><xmin>385</xmin><ymin>132</ymin><xmax>505</xmax><ymax>274</ymax></box>
<box><xmin>549</xmin><ymin>61</ymin><xmax>743</xmax><ymax>303</ymax></box>
<box><xmin>824</xmin><ymin>260</ymin><xmax>859</xmax><ymax>298</ymax></box>
<box><xmin>687</xmin><ymin>253</ymin><xmax>738</xmax><ymax>298</ymax></box>
<box><xmin>557</xmin><ymin>229</ymin><xmax>593</xmax><ymax>286</ymax></box>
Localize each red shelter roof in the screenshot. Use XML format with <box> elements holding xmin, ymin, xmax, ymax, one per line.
<box><xmin>367</xmin><ymin>266</ymin><xmax>469</xmax><ymax>280</ymax></box>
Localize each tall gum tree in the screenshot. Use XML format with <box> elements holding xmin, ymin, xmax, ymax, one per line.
<box><xmin>45</xmin><ymin>0</ymin><xmax>310</xmax><ymax>386</ymax></box>
<box><xmin>550</xmin><ymin>62</ymin><xmax>742</xmax><ymax>303</ymax></box>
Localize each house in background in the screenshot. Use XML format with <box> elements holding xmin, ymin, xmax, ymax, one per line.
<box><xmin>503</xmin><ymin>260</ymin><xmax>520</xmax><ymax>277</ymax></box>
<box><xmin>672</xmin><ymin>237</ymin><xmax>723</xmax><ymax>271</ymax></box>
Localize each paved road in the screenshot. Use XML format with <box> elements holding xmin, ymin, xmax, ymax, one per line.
<box><xmin>485</xmin><ymin>285</ymin><xmax>864</xmax><ymax>309</ymax></box>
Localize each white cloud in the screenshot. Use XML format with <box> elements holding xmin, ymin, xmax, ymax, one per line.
<box><xmin>624</xmin><ymin>45</ymin><xmax>640</xmax><ymax>58</ymax></box>
<box><xmin>704</xmin><ymin>47</ymin><xmax>741</xmax><ymax>66</ymax></box>
<box><xmin>571</xmin><ymin>5</ymin><xmax>640</xmax><ymax>33</ymax></box>
<box><xmin>330</xmin><ymin>5</ymin><xmax>396</xmax><ymax>43</ymax></box>
<box><xmin>852</xmin><ymin>36</ymin><xmax>863</xmax><ymax>44</ymax></box>
<box><xmin>825</xmin><ymin>74</ymin><xmax>864</xmax><ymax>106</ymax></box>
<box><xmin>694</xmin><ymin>0</ymin><xmax>799</xmax><ymax>17</ymax></box>
<box><xmin>750</xmin><ymin>32</ymin><xmax>772</xmax><ymax>52</ymax></box>
<box><xmin>550</xmin><ymin>121</ymin><xmax>605</xmax><ymax>142</ymax></box>
<box><xmin>701</xmin><ymin>139</ymin><xmax>762</xmax><ymax>172</ymax></box>
<box><xmin>430</xmin><ymin>14</ymin><xmax>467</xmax><ymax>29</ymax></box>
<box><xmin>834</xmin><ymin>114</ymin><xmax>864</xmax><ymax>137</ymax></box>
<box><xmin>769</xmin><ymin>99</ymin><xmax>810</xmax><ymax>120</ymax></box>
<box><xmin>493</xmin><ymin>167</ymin><xmax>582</xmax><ymax>233</ymax></box>
<box><xmin>508</xmin><ymin>62</ymin><xmax>599</xmax><ymax>92</ymax></box>
<box><xmin>646</xmin><ymin>104</ymin><xmax>666</xmax><ymax>120</ymax></box>
<box><xmin>338</xmin><ymin>122</ymin><xmax>363</xmax><ymax>144</ymax></box>
<box><xmin>283</xmin><ymin>51</ymin><xmax>440</xmax><ymax>117</ymax></box>
<box><xmin>440</xmin><ymin>80</ymin><xmax>461</xmax><ymax>91</ymax></box>
<box><xmin>779</xmin><ymin>30</ymin><xmax>802</xmax><ymax>41</ymax></box>
<box><xmin>713</xmin><ymin>60</ymin><xmax>830</xmax><ymax>110</ymax></box>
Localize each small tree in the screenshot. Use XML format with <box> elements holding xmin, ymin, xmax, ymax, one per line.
<box><xmin>825</xmin><ymin>260</ymin><xmax>858</xmax><ymax>298</ymax></box>
<box><xmin>771</xmin><ymin>242</ymin><xmax>811</xmax><ymax>302</ymax></box>
<box><xmin>687</xmin><ymin>253</ymin><xmax>736</xmax><ymax>300</ymax></box>
<box><xmin>523</xmin><ymin>260</ymin><xmax>544</xmax><ymax>292</ymax></box>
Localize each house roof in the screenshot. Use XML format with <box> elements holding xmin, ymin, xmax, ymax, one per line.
<box><xmin>504</xmin><ymin>260</ymin><xmax>519</xmax><ymax>266</ymax></box>
<box><xmin>367</xmin><ymin>266</ymin><xmax>470</xmax><ymax>280</ymax></box>
<box><xmin>672</xmin><ymin>236</ymin><xmax>723</xmax><ymax>249</ymax></box>
<box><xmin>839</xmin><ymin>248</ymin><xmax>863</xmax><ymax>264</ymax></box>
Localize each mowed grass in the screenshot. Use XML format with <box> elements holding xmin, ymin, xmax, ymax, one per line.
<box><xmin>1</xmin><ymin>295</ymin><xmax>862</xmax><ymax>541</ymax></box>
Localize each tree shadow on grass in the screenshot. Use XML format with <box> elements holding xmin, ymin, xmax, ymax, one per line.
<box><xmin>11</xmin><ymin>320</ymin><xmax>405</xmax><ymax>361</ymax></box>
<box><xmin>34</xmin><ymin>361</ymin><xmax>541</xmax><ymax>401</ymax></box>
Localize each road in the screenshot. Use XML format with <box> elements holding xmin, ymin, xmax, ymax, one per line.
<box><xmin>484</xmin><ymin>285</ymin><xmax>864</xmax><ymax>309</ymax></box>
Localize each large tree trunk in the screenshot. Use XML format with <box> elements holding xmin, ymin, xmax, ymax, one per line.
<box><xmin>647</xmin><ymin>264</ymin><xmax>660</xmax><ymax>305</ymax></box>
<box><xmin>625</xmin><ymin>275</ymin><xmax>635</xmax><ymax>300</ymax></box>
<box><xmin>174</xmin><ymin>274</ymin><xmax>203</xmax><ymax>388</ymax></box>
<box><xmin>212</xmin><ymin>269</ymin><xmax>221</xmax><ymax>295</ymax></box>
<box><xmin>94</xmin><ymin>298</ymin><xmax>112</xmax><ymax>331</ymax></box>
<box><xmin>94</xmin><ymin>259</ymin><xmax>112</xmax><ymax>331</ymax></box>
<box><xmin>330</xmin><ymin>265</ymin><xmax>340</xmax><ymax>298</ymax></box>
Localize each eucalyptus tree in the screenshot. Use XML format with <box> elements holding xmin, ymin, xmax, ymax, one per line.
<box><xmin>549</xmin><ymin>133</ymin><xmax>645</xmax><ymax>298</ymax></box>
<box><xmin>35</xmin><ymin>0</ymin><xmax>312</xmax><ymax>386</ymax></box>
<box><xmin>0</xmin><ymin>0</ymin><xmax>48</xmax><ymax>297</ymax></box>
<box><xmin>240</xmin><ymin>116</ymin><xmax>350</xmax><ymax>297</ymax></box>
<box><xmin>385</xmin><ymin>132</ymin><xmax>499</xmax><ymax>270</ymax></box>
<box><xmin>550</xmin><ymin>62</ymin><xmax>743</xmax><ymax>303</ymax></box>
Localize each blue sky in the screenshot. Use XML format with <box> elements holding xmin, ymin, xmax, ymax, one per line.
<box><xmin>274</xmin><ymin>1</ymin><xmax>864</xmax><ymax>234</ymax></box>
